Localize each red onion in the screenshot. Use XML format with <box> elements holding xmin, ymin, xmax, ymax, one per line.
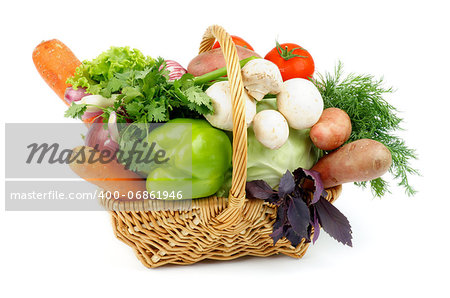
<box><xmin>160</xmin><ymin>60</ymin><xmax>187</xmax><ymax>81</ymax></box>
<box><xmin>82</xmin><ymin>111</ymin><xmax>103</xmax><ymax>121</ymax></box>
<box><xmin>64</xmin><ymin>87</ymin><xmax>90</xmax><ymax>104</ymax></box>
<box><xmin>85</xmin><ymin>117</ymin><xmax>119</xmax><ymax>158</ymax></box>
<box><xmin>103</xmin><ymin>139</ymin><xmax>119</xmax><ymax>153</ymax></box>
<box><xmin>108</xmin><ymin>111</ymin><xmax>120</xmax><ymax>142</ymax></box>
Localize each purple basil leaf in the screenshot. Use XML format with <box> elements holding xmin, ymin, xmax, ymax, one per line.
<box><xmin>292</xmin><ymin>187</ymin><xmax>304</xmax><ymax>202</ymax></box>
<box><xmin>311</xmin><ymin>207</ymin><xmax>320</xmax><ymax>244</ymax></box>
<box><xmin>278</xmin><ymin>170</ymin><xmax>296</xmax><ymax>199</ymax></box>
<box><xmin>270</xmin><ymin>226</ymin><xmax>284</xmax><ymax>245</ymax></box>
<box><xmin>285</xmin><ymin>227</ymin><xmax>303</xmax><ymax>247</ymax></box>
<box><xmin>246</xmin><ymin>180</ymin><xmax>275</xmax><ymax>200</ymax></box>
<box><xmin>266</xmin><ymin>193</ymin><xmax>281</xmax><ymax>205</ymax></box>
<box><xmin>273</xmin><ymin>204</ymin><xmax>287</xmax><ymax>231</ymax></box>
<box><xmin>287</xmin><ymin>196</ymin><xmax>310</xmax><ymax>241</ymax></box>
<box><xmin>270</xmin><ymin>203</ymin><xmax>289</xmax><ymax>245</ymax></box>
<box><xmin>315</xmin><ymin>198</ymin><xmax>353</xmax><ymax>247</ymax></box>
<box><xmin>307</xmin><ymin>223</ymin><xmax>313</xmax><ymax>242</ymax></box>
<box><xmin>293</xmin><ymin>167</ymin><xmax>307</xmax><ymax>182</ymax></box>
<box><xmin>303</xmin><ymin>169</ymin><xmax>325</xmax><ymax>204</ymax></box>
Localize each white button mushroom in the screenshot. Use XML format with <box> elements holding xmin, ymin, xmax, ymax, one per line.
<box><xmin>205</xmin><ymin>81</ymin><xmax>256</xmax><ymax>131</ymax></box>
<box><xmin>252</xmin><ymin>110</ymin><xmax>289</xmax><ymax>150</ymax></box>
<box><xmin>277</xmin><ymin>78</ymin><xmax>324</xmax><ymax>130</ymax></box>
<box><xmin>241</xmin><ymin>59</ymin><xmax>283</xmax><ymax>101</ymax></box>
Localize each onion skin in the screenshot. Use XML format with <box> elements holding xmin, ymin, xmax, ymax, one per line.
<box><xmin>103</xmin><ymin>139</ymin><xmax>119</xmax><ymax>153</ymax></box>
<box><xmin>85</xmin><ymin>117</ymin><xmax>119</xmax><ymax>158</ymax></box>
<box><xmin>64</xmin><ymin>87</ymin><xmax>90</xmax><ymax>104</ymax></box>
<box><xmin>85</xmin><ymin>117</ymin><xmax>107</xmax><ymax>149</ymax></box>
<box><xmin>81</xmin><ymin>94</ymin><xmax>116</xmax><ymax>113</ymax></box>
<box><xmin>108</xmin><ymin>111</ymin><xmax>120</xmax><ymax>142</ymax></box>
<box><xmin>82</xmin><ymin>111</ymin><xmax>102</xmax><ymax>121</ymax></box>
<box><xmin>160</xmin><ymin>60</ymin><xmax>187</xmax><ymax>81</ymax></box>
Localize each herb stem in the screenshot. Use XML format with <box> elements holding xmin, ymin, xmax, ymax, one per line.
<box><xmin>193</xmin><ymin>56</ymin><xmax>260</xmax><ymax>85</ymax></box>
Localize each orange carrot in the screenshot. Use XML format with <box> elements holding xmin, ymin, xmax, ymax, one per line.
<box><xmin>32</xmin><ymin>39</ymin><xmax>81</xmax><ymax>103</ymax></box>
<box><xmin>69</xmin><ymin>146</ymin><xmax>147</xmax><ymax>199</ymax></box>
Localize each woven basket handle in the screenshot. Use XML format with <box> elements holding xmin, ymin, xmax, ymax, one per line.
<box><xmin>199</xmin><ymin>25</ymin><xmax>247</xmax><ymax>211</ymax></box>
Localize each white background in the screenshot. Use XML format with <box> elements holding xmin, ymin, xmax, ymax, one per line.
<box><xmin>1</xmin><ymin>0</ymin><xmax>449</xmax><ymax>297</ymax></box>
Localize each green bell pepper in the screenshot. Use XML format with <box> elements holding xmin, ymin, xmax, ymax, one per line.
<box><xmin>146</xmin><ymin>118</ymin><xmax>232</xmax><ymax>199</ymax></box>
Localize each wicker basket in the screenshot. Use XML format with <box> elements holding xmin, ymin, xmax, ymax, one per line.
<box><xmin>99</xmin><ymin>25</ymin><xmax>342</xmax><ymax>268</ymax></box>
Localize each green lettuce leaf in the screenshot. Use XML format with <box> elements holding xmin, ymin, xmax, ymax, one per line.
<box><xmin>67</xmin><ymin>46</ymin><xmax>154</xmax><ymax>93</ymax></box>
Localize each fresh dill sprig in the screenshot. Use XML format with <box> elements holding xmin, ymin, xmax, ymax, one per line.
<box><xmin>314</xmin><ymin>62</ymin><xmax>419</xmax><ymax>197</ymax></box>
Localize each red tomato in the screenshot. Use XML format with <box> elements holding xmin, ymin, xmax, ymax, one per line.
<box><xmin>264</xmin><ymin>42</ymin><xmax>315</xmax><ymax>81</ymax></box>
<box><xmin>212</xmin><ymin>35</ymin><xmax>254</xmax><ymax>51</ymax></box>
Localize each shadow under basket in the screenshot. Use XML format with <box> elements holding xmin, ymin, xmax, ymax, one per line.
<box><xmin>98</xmin><ymin>24</ymin><xmax>343</xmax><ymax>268</ymax></box>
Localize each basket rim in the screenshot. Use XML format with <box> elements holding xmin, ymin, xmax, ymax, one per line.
<box><xmin>98</xmin><ymin>185</ymin><xmax>342</xmax><ymax>212</ymax></box>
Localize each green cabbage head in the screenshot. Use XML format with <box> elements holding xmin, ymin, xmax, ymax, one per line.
<box><xmin>247</xmin><ymin>127</ymin><xmax>320</xmax><ymax>188</ymax></box>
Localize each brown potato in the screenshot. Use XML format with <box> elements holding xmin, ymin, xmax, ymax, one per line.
<box><xmin>187</xmin><ymin>46</ymin><xmax>261</xmax><ymax>76</ymax></box>
<box><xmin>310</xmin><ymin>108</ymin><xmax>352</xmax><ymax>151</ymax></box>
<box><xmin>311</xmin><ymin>139</ymin><xmax>392</xmax><ymax>188</ymax></box>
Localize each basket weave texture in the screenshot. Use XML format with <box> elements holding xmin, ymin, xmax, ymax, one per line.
<box><xmin>100</xmin><ymin>25</ymin><xmax>342</xmax><ymax>268</ymax></box>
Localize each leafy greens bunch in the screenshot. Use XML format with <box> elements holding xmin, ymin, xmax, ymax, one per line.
<box><xmin>315</xmin><ymin>63</ymin><xmax>419</xmax><ymax>197</ymax></box>
<box><xmin>246</xmin><ymin>168</ymin><xmax>352</xmax><ymax>247</ymax></box>
<box><xmin>65</xmin><ymin>47</ymin><xmax>213</xmax><ymax>123</ymax></box>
